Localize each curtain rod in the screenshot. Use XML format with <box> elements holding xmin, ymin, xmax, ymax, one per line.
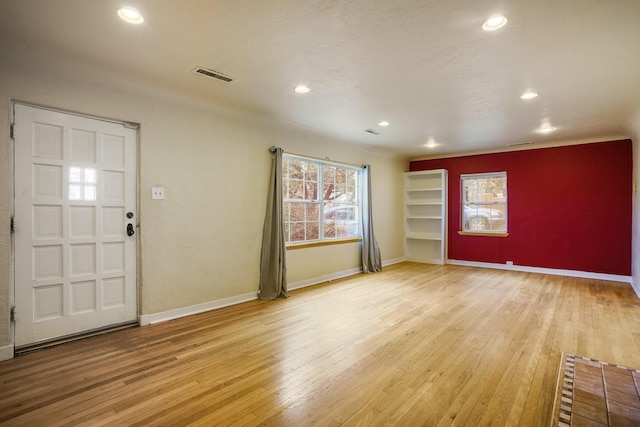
<box><xmin>269</xmin><ymin>146</ymin><xmax>364</xmax><ymax>169</ymax></box>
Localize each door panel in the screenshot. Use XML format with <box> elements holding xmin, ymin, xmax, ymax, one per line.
<box><xmin>14</xmin><ymin>104</ymin><xmax>138</xmax><ymax>347</ymax></box>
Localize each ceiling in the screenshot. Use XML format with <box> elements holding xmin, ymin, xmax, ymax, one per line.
<box><xmin>1</xmin><ymin>0</ymin><xmax>639</xmax><ymax>158</ymax></box>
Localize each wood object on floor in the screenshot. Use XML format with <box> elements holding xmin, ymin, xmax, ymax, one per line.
<box><xmin>554</xmin><ymin>354</ymin><xmax>640</xmax><ymax>426</ymax></box>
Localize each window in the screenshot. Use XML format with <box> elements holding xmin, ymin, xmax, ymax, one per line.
<box><xmin>461</xmin><ymin>172</ymin><xmax>507</xmax><ymax>233</ymax></box>
<box><xmin>283</xmin><ymin>155</ymin><xmax>361</xmax><ymax>244</ymax></box>
<box><xmin>69</xmin><ymin>166</ymin><xmax>97</xmax><ymax>201</ymax></box>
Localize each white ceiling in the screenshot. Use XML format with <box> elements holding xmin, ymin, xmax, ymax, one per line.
<box><xmin>1</xmin><ymin>0</ymin><xmax>639</xmax><ymax>158</ymax></box>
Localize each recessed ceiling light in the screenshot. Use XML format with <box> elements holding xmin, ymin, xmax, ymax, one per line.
<box><xmin>482</xmin><ymin>15</ymin><xmax>508</xmax><ymax>31</ymax></box>
<box><xmin>294</xmin><ymin>85</ymin><xmax>310</xmax><ymax>94</ymax></box>
<box><xmin>536</xmin><ymin>123</ymin><xmax>556</xmax><ymax>134</ymax></box>
<box><xmin>378</xmin><ymin>121</ymin><xmax>390</xmax><ymax>127</ymax></box>
<box><xmin>424</xmin><ymin>138</ymin><xmax>437</xmax><ymax>148</ymax></box>
<box><xmin>117</xmin><ymin>7</ymin><xmax>144</xmax><ymax>24</ymax></box>
<box><xmin>520</xmin><ymin>91</ymin><xmax>539</xmax><ymax>100</ymax></box>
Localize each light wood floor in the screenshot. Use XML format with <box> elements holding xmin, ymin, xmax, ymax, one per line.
<box><xmin>1</xmin><ymin>263</ymin><xmax>640</xmax><ymax>426</ymax></box>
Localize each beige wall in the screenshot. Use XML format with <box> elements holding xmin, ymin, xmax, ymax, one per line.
<box><xmin>0</xmin><ymin>68</ymin><xmax>406</xmax><ymax>355</ymax></box>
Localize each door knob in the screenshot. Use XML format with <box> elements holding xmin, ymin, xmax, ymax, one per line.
<box><xmin>127</xmin><ymin>223</ymin><xmax>135</xmax><ymax>236</ymax></box>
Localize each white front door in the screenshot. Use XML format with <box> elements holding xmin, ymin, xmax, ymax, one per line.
<box><xmin>13</xmin><ymin>104</ymin><xmax>138</xmax><ymax>348</ymax></box>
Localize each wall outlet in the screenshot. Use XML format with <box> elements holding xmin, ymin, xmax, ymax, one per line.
<box><xmin>152</xmin><ymin>187</ymin><xmax>165</xmax><ymax>200</ymax></box>
<box><xmin>506</xmin><ymin>261</ymin><xmax>514</xmax><ymax>266</ymax></box>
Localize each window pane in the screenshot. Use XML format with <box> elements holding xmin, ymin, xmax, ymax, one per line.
<box><xmin>304</xmin><ymin>162</ymin><xmax>318</xmax><ymax>181</ymax></box>
<box><xmin>334</xmin><ymin>184</ymin><xmax>347</xmax><ymax>201</ymax></box>
<box><xmin>69</xmin><ymin>184</ymin><xmax>82</xmax><ymax>200</ymax></box>
<box><xmin>347</xmin><ymin>170</ymin><xmax>357</xmax><ymax>186</ymax></box>
<box><xmin>287</xmin><ymin>179</ymin><xmax>304</xmax><ymax>199</ymax></box>
<box><xmin>289</xmin><ymin>203</ymin><xmax>305</xmax><ymax>222</ymax></box>
<box><xmin>306</xmin><ymin>203</ymin><xmax>319</xmax><ymax>221</ymax></box>
<box><xmin>303</xmin><ymin>181</ymin><xmax>317</xmax><ymax>200</ymax></box>
<box><xmin>83</xmin><ymin>185</ymin><xmax>96</xmax><ymax>201</ymax></box>
<box><xmin>323</xmin><ymin>166</ymin><xmax>335</xmax><ymax>184</ymax></box>
<box><xmin>323</xmin><ymin>183</ymin><xmax>335</xmax><ymax>201</ymax></box>
<box><xmin>290</xmin><ymin>222</ymin><xmax>305</xmax><ymax>242</ymax></box>
<box><xmin>84</xmin><ymin>168</ymin><xmax>97</xmax><ymax>184</ymax></box>
<box><xmin>464</xmin><ymin>179</ymin><xmax>480</xmax><ymax>203</ymax></box>
<box><xmin>306</xmin><ymin>222</ymin><xmax>319</xmax><ymax>240</ymax></box>
<box><xmin>323</xmin><ymin>221</ymin><xmax>336</xmax><ymax>239</ymax></box>
<box><xmin>288</xmin><ymin>159</ymin><xmax>304</xmax><ymax>180</ymax></box>
<box><xmin>337</xmin><ymin>224</ymin><xmax>349</xmax><ymax>238</ymax></box>
<box><xmin>69</xmin><ymin>167</ymin><xmax>82</xmax><ymax>183</ymax></box>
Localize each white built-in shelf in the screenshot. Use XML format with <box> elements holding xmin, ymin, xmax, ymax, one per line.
<box><xmin>405</xmin><ymin>232</ymin><xmax>442</xmax><ymax>241</ymax></box>
<box><xmin>404</xmin><ymin>169</ymin><xmax>447</xmax><ymax>265</ymax></box>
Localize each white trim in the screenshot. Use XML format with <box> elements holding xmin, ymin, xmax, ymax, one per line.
<box><xmin>630</xmin><ymin>279</ymin><xmax>640</xmax><ymax>299</ymax></box>
<box><xmin>140</xmin><ymin>258</ymin><xmax>408</xmax><ymax>326</ymax></box>
<box><xmin>288</xmin><ymin>258</ymin><xmax>406</xmax><ymax>291</ymax></box>
<box><xmin>288</xmin><ymin>267</ymin><xmax>363</xmax><ymax>291</ymax></box>
<box><xmin>460</xmin><ymin>171</ymin><xmax>507</xmax><ymax>179</ymax></box>
<box><xmin>283</xmin><ymin>152</ymin><xmax>362</xmax><ymax>170</ymax></box>
<box><xmin>139</xmin><ymin>292</ymin><xmax>257</xmax><ymax>326</ymax></box>
<box><xmin>0</xmin><ymin>344</ymin><xmax>14</xmax><ymax>362</ymax></box>
<box><xmin>448</xmin><ymin>259</ymin><xmax>634</xmax><ymax>286</ymax></box>
<box><xmin>382</xmin><ymin>257</ymin><xmax>406</xmax><ymax>267</ymax></box>
<box><xmin>13</xmin><ymin>100</ymin><xmax>139</xmax><ymax>128</ymax></box>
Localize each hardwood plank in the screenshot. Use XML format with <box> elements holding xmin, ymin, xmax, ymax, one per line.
<box><xmin>1</xmin><ymin>263</ymin><xmax>639</xmax><ymax>426</ymax></box>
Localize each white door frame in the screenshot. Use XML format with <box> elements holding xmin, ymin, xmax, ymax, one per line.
<box><xmin>11</xmin><ymin>101</ymin><xmax>141</xmax><ymax>353</ymax></box>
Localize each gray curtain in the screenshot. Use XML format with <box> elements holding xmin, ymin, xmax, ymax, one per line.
<box><xmin>361</xmin><ymin>165</ymin><xmax>382</xmax><ymax>273</ymax></box>
<box><xmin>258</xmin><ymin>147</ymin><xmax>288</xmax><ymax>300</ymax></box>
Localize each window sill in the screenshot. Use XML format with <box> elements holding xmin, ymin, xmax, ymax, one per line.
<box><xmin>286</xmin><ymin>237</ymin><xmax>362</xmax><ymax>250</ymax></box>
<box><xmin>457</xmin><ymin>231</ymin><xmax>509</xmax><ymax>237</ymax></box>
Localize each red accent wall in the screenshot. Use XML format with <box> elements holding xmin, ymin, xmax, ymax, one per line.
<box><xmin>410</xmin><ymin>139</ymin><xmax>633</xmax><ymax>276</ymax></box>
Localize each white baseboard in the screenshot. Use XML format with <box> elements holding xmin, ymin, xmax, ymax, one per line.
<box><xmin>630</xmin><ymin>279</ymin><xmax>640</xmax><ymax>299</ymax></box>
<box><xmin>141</xmin><ymin>258</ymin><xmax>409</xmax><ymax>326</ymax></box>
<box><xmin>288</xmin><ymin>257</ymin><xmax>405</xmax><ymax>291</ymax></box>
<box><xmin>139</xmin><ymin>292</ymin><xmax>258</xmax><ymax>326</ymax></box>
<box><xmin>382</xmin><ymin>257</ymin><xmax>406</xmax><ymax>267</ymax></box>
<box><xmin>288</xmin><ymin>267</ymin><xmax>363</xmax><ymax>291</ymax></box>
<box><xmin>0</xmin><ymin>343</ymin><xmax>14</xmax><ymax>362</ymax></box>
<box><xmin>448</xmin><ymin>259</ymin><xmax>634</xmax><ymax>286</ymax></box>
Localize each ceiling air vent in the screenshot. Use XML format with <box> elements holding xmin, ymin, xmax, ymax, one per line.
<box><xmin>508</xmin><ymin>141</ymin><xmax>532</xmax><ymax>147</ymax></box>
<box><xmin>192</xmin><ymin>66</ymin><xmax>234</xmax><ymax>83</ymax></box>
<box><xmin>364</xmin><ymin>128</ymin><xmax>380</xmax><ymax>135</ymax></box>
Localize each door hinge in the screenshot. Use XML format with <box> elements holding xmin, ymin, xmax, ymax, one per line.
<box><xmin>10</xmin><ymin>306</ymin><xmax>15</xmax><ymax>323</ymax></box>
<box><xmin>10</xmin><ymin>216</ymin><xmax>15</xmax><ymax>233</ymax></box>
<box><xmin>10</xmin><ymin>124</ymin><xmax>14</xmax><ymax>140</ymax></box>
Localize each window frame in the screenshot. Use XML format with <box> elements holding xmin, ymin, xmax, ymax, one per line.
<box><xmin>282</xmin><ymin>154</ymin><xmax>362</xmax><ymax>246</ymax></box>
<box><xmin>460</xmin><ymin>171</ymin><xmax>508</xmax><ymax>236</ymax></box>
